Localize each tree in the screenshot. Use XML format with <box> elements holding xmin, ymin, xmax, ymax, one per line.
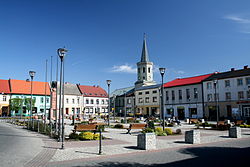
<box><xmin>10</xmin><ymin>98</ymin><xmax>23</xmax><ymax>115</ymax></box>
<box><xmin>24</xmin><ymin>98</ymin><xmax>36</xmax><ymax>113</ymax></box>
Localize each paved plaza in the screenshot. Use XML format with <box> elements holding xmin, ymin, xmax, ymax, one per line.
<box><xmin>0</xmin><ymin>120</ymin><xmax>250</xmax><ymax>167</ymax></box>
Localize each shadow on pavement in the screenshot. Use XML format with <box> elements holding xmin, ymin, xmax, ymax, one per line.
<box><xmin>71</xmin><ymin>146</ymin><xmax>250</xmax><ymax>167</ymax></box>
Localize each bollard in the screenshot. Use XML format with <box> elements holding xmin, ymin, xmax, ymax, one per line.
<box><xmin>98</xmin><ymin>126</ymin><xmax>103</xmax><ymax>155</ymax></box>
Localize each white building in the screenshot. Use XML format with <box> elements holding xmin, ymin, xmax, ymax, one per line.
<box><xmin>0</xmin><ymin>79</ymin><xmax>11</xmax><ymax>116</ymax></box>
<box><xmin>78</xmin><ymin>85</ymin><xmax>108</xmax><ymax>118</ymax></box>
<box><xmin>164</xmin><ymin>74</ymin><xmax>213</xmax><ymax>120</ymax></box>
<box><xmin>203</xmin><ymin>66</ymin><xmax>250</xmax><ymax>120</ymax></box>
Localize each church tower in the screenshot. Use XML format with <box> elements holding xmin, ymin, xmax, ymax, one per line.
<box><xmin>135</xmin><ymin>34</ymin><xmax>156</xmax><ymax>88</ymax></box>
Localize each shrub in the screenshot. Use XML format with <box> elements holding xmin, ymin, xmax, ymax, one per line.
<box><xmin>147</xmin><ymin>121</ymin><xmax>155</xmax><ymax>129</ymax></box>
<box><xmin>114</xmin><ymin>124</ymin><xmax>123</xmax><ymax>128</ymax></box>
<box><xmin>135</xmin><ymin>120</ymin><xmax>140</xmax><ymax>123</ymax></box>
<box><xmin>155</xmin><ymin>127</ymin><xmax>163</xmax><ymax>133</ymax></box>
<box><xmin>142</xmin><ymin>127</ymin><xmax>154</xmax><ymax>134</ymax></box>
<box><xmin>164</xmin><ymin>128</ymin><xmax>173</xmax><ymax>135</ymax></box>
<box><xmin>127</xmin><ymin>118</ymin><xmax>136</xmax><ymax>123</ymax></box>
<box><xmin>156</xmin><ymin>131</ymin><xmax>167</xmax><ymax>136</ymax></box>
<box><xmin>240</xmin><ymin>124</ymin><xmax>244</xmax><ymax>128</ymax></box>
<box><xmin>167</xmin><ymin>123</ymin><xmax>174</xmax><ymax>127</ymax></box>
<box><xmin>81</xmin><ymin>121</ymin><xmax>89</xmax><ymax>124</ymax></box>
<box><xmin>79</xmin><ymin>132</ymin><xmax>94</xmax><ymax>140</ymax></box>
<box><xmin>93</xmin><ymin>133</ymin><xmax>100</xmax><ymax>140</ymax></box>
<box><xmin>128</xmin><ymin>113</ymin><xmax>134</xmax><ymax>117</ymax></box>
<box><xmin>121</xmin><ymin>119</ymin><xmax>124</xmax><ymax>123</ymax></box>
<box><xmin>69</xmin><ymin>133</ymin><xmax>79</xmax><ymax>140</ymax></box>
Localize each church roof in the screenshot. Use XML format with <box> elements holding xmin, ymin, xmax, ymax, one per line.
<box><xmin>140</xmin><ymin>34</ymin><xmax>149</xmax><ymax>62</ymax></box>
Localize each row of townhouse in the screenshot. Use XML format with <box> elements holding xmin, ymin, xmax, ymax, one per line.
<box><xmin>0</xmin><ymin>79</ymin><xmax>108</xmax><ymax>118</ymax></box>
<box><xmin>111</xmin><ymin>35</ymin><xmax>250</xmax><ymax>121</ymax></box>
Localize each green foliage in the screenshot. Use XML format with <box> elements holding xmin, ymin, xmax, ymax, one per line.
<box><xmin>240</xmin><ymin>124</ymin><xmax>245</xmax><ymax>128</ymax></box>
<box><xmin>93</xmin><ymin>133</ymin><xmax>100</xmax><ymax>140</ymax></box>
<box><xmin>147</xmin><ymin>121</ymin><xmax>155</xmax><ymax>129</ymax></box>
<box><xmin>69</xmin><ymin>133</ymin><xmax>79</xmax><ymax>140</ymax></box>
<box><xmin>80</xmin><ymin>121</ymin><xmax>89</xmax><ymax>124</ymax></box>
<box><xmin>155</xmin><ymin>127</ymin><xmax>163</xmax><ymax>133</ymax></box>
<box><xmin>79</xmin><ymin>132</ymin><xmax>94</xmax><ymax>140</ymax></box>
<box><xmin>24</xmin><ymin>98</ymin><xmax>36</xmax><ymax>110</ymax></box>
<box><xmin>121</xmin><ymin>119</ymin><xmax>124</xmax><ymax>123</ymax></box>
<box><xmin>135</xmin><ymin>120</ymin><xmax>140</xmax><ymax>123</ymax></box>
<box><xmin>240</xmin><ymin>124</ymin><xmax>250</xmax><ymax>128</ymax></box>
<box><xmin>97</xmin><ymin>125</ymin><xmax>105</xmax><ymax>132</ymax></box>
<box><xmin>114</xmin><ymin>124</ymin><xmax>123</xmax><ymax>128</ymax></box>
<box><xmin>155</xmin><ymin>127</ymin><xmax>167</xmax><ymax>136</ymax></box>
<box><xmin>128</xmin><ymin>113</ymin><xmax>134</xmax><ymax>117</ymax></box>
<box><xmin>164</xmin><ymin>128</ymin><xmax>173</xmax><ymax>135</ymax></box>
<box><xmin>142</xmin><ymin>127</ymin><xmax>154</xmax><ymax>134</ymax></box>
<box><xmin>10</xmin><ymin>98</ymin><xmax>23</xmax><ymax>113</ymax></box>
<box><xmin>127</xmin><ymin>118</ymin><xmax>136</xmax><ymax>123</ymax></box>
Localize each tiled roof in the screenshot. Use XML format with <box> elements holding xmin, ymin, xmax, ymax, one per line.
<box><xmin>203</xmin><ymin>67</ymin><xmax>250</xmax><ymax>81</ymax></box>
<box><xmin>78</xmin><ymin>85</ymin><xmax>108</xmax><ymax>97</ymax></box>
<box><xmin>0</xmin><ymin>79</ymin><xmax>10</xmax><ymax>94</ymax></box>
<box><xmin>111</xmin><ymin>86</ymin><xmax>134</xmax><ymax>96</ymax></box>
<box><xmin>57</xmin><ymin>82</ymin><xmax>81</xmax><ymax>95</ymax></box>
<box><xmin>10</xmin><ymin>79</ymin><xmax>50</xmax><ymax>95</ymax></box>
<box><xmin>164</xmin><ymin>74</ymin><xmax>213</xmax><ymax>88</ymax></box>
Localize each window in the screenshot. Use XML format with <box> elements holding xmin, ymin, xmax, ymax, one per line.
<box><xmin>166</xmin><ymin>91</ymin><xmax>169</xmax><ymax>101</ymax></box>
<box><xmin>225</xmin><ymin>92</ymin><xmax>231</xmax><ymax>100</ymax></box>
<box><xmin>138</xmin><ymin>68</ymin><xmax>140</xmax><ymax>73</ymax></box>
<box><xmin>247</xmin><ymin>91</ymin><xmax>250</xmax><ymax>99</ymax></box>
<box><xmin>143</xmin><ymin>67</ymin><xmax>145</xmax><ymax>73</ymax></box>
<box><xmin>40</xmin><ymin>97</ymin><xmax>44</xmax><ymax>103</ymax></box>
<box><xmin>72</xmin><ymin>108</ymin><xmax>75</xmax><ymax>113</ymax></box>
<box><xmin>178</xmin><ymin>90</ymin><xmax>182</xmax><ymax>100</ymax></box>
<box><xmin>96</xmin><ymin>99</ymin><xmax>99</xmax><ymax>104</ymax></box>
<box><xmin>66</xmin><ymin>98</ymin><xmax>69</xmax><ymax>104</ymax></box>
<box><xmin>207</xmin><ymin>82</ymin><xmax>212</xmax><ymax>89</ymax></box>
<box><xmin>246</xmin><ymin>78</ymin><xmax>250</xmax><ymax>85</ymax></box>
<box><xmin>171</xmin><ymin>90</ymin><xmax>175</xmax><ymax>101</ymax></box>
<box><xmin>127</xmin><ymin>99</ymin><xmax>131</xmax><ymax>104</ymax></box>
<box><xmin>77</xmin><ymin>98</ymin><xmax>80</xmax><ymax>104</ymax></box>
<box><xmin>244</xmin><ymin>107</ymin><xmax>250</xmax><ymax>117</ymax></box>
<box><xmin>238</xmin><ymin>91</ymin><xmax>244</xmax><ymax>99</ymax></box>
<box><xmin>148</xmin><ymin>67</ymin><xmax>150</xmax><ymax>73</ymax></box>
<box><xmin>186</xmin><ymin>89</ymin><xmax>190</xmax><ymax>100</ymax></box>
<box><xmin>152</xmin><ymin>90</ymin><xmax>157</xmax><ymax>94</ymax></box>
<box><xmin>143</xmin><ymin>76</ymin><xmax>145</xmax><ymax>80</ymax></box>
<box><xmin>102</xmin><ymin>100</ymin><xmax>104</xmax><ymax>104</ymax></box>
<box><xmin>225</xmin><ymin>80</ymin><xmax>230</xmax><ymax>87</ymax></box>
<box><xmin>91</xmin><ymin>99</ymin><xmax>94</xmax><ymax>104</ymax></box>
<box><xmin>138</xmin><ymin>92</ymin><xmax>142</xmax><ymax>95</ymax></box>
<box><xmin>3</xmin><ymin>96</ymin><xmax>6</xmax><ymax>102</ymax></box>
<box><xmin>194</xmin><ymin>88</ymin><xmax>198</xmax><ymax>99</ymax></box>
<box><xmin>145</xmin><ymin>97</ymin><xmax>149</xmax><ymax>103</ymax></box>
<box><xmin>153</xmin><ymin>97</ymin><xmax>157</xmax><ymax>102</ymax></box>
<box><xmin>237</xmin><ymin>79</ymin><xmax>243</xmax><ymax>86</ymax></box>
<box><xmin>46</xmin><ymin>98</ymin><xmax>49</xmax><ymax>103</ymax></box>
<box><xmin>72</xmin><ymin>99</ymin><xmax>75</xmax><ymax>104</ymax></box>
<box><xmin>208</xmin><ymin>94</ymin><xmax>212</xmax><ymax>101</ymax></box>
<box><xmin>145</xmin><ymin>91</ymin><xmax>149</xmax><ymax>94</ymax></box>
<box><xmin>86</xmin><ymin>99</ymin><xmax>89</xmax><ymax>104</ymax></box>
<box><xmin>139</xmin><ymin>98</ymin><xmax>143</xmax><ymax>103</ymax></box>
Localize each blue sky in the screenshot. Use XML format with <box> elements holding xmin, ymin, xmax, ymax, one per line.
<box><xmin>0</xmin><ymin>0</ymin><xmax>250</xmax><ymax>92</ymax></box>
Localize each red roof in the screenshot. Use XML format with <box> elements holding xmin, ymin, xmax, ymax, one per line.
<box><xmin>10</xmin><ymin>79</ymin><xmax>50</xmax><ymax>95</ymax></box>
<box><xmin>164</xmin><ymin>74</ymin><xmax>213</xmax><ymax>88</ymax></box>
<box><xmin>0</xmin><ymin>79</ymin><xmax>10</xmax><ymax>94</ymax></box>
<box><xmin>78</xmin><ymin>85</ymin><xmax>108</xmax><ymax>97</ymax></box>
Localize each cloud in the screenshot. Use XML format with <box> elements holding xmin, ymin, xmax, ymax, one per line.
<box><xmin>224</xmin><ymin>14</ymin><xmax>250</xmax><ymax>34</ymax></box>
<box><xmin>110</xmin><ymin>64</ymin><xmax>137</xmax><ymax>74</ymax></box>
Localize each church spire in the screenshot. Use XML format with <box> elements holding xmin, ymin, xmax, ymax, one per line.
<box><xmin>141</xmin><ymin>33</ymin><xmax>149</xmax><ymax>62</ymax></box>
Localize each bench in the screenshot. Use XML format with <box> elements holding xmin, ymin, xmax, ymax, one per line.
<box><xmin>235</xmin><ymin>120</ymin><xmax>244</xmax><ymax>126</ymax></box>
<box><xmin>126</xmin><ymin>123</ymin><xmax>147</xmax><ymax>135</ymax></box>
<box><xmin>217</xmin><ymin>121</ymin><xmax>231</xmax><ymax>130</ymax></box>
<box><xmin>73</xmin><ymin>124</ymin><xmax>97</xmax><ymax>133</ymax></box>
<box><xmin>189</xmin><ymin>119</ymin><xmax>199</xmax><ymax>124</ymax></box>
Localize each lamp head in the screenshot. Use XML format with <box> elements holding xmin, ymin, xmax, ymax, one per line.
<box><xmin>57</xmin><ymin>47</ymin><xmax>68</xmax><ymax>60</ymax></box>
<box><xmin>106</xmin><ymin>80</ymin><xmax>111</xmax><ymax>86</ymax></box>
<box><xmin>29</xmin><ymin>71</ymin><xmax>36</xmax><ymax>79</ymax></box>
<box><xmin>159</xmin><ymin>67</ymin><xmax>166</xmax><ymax>76</ymax></box>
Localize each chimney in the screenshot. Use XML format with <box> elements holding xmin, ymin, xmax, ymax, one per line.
<box><xmin>231</xmin><ymin>68</ymin><xmax>235</xmax><ymax>71</ymax></box>
<box><xmin>244</xmin><ymin>65</ymin><xmax>248</xmax><ymax>69</ymax></box>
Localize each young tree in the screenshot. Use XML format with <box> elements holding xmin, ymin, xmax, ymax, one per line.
<box><xmin>24</xmin><ymin>98</ymin><xmax>36</xmax><ymax>114</ymax></box>
<box><xmin>9</xmin><ymin>98</ymin><xmax>23</xmax><ymax>115</ymax></box>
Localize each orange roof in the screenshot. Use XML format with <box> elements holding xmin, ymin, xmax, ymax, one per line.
<box><xmin>0</xmin><ymin>79</ymin><xmax>10</xmax><ymax>94</ymax></box>
<box><xmin>10</xmin><ymin>79</ymin><xmax>50</xmax><ymax>95</ymax></box>
<box><xmin>164</xmin><ymin>74</ymin><xmax>213</xmax><ymax>88</ymax></box>
<box><xmin>78</xmin><ymin>85</ymin><xmax>108</xmax><ymax>97</ymax></box>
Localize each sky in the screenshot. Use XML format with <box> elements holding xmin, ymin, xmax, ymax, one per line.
<box><xmin>0</xmin><ymin>0</ymin><xmax>250</xmax><ymax>92</ymax></box>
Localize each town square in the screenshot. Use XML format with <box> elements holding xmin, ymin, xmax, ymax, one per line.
<box><xmin>0</xmin><ymin>0</ymin><xmax>250</xmax><ymax>167</ymax></box>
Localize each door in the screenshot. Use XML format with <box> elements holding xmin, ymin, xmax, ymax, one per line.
<box><xmin>227</xmin><ymin>105</ymin><xmax>232</xmax><ymax>118</ymax></box>
<box><xmin>177</xmin><ymin>108</ymin><xmax>185</xmax><ymax>120</ymax></box>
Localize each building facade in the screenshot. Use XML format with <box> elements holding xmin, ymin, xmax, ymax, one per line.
<box><xmin>203</xmin><ymin>66</ymin><xmax>250</xmax><ymax>120</ymax></box>
<box><xmin>0</xmin><ymin>79</ymin><xmax>11</xmax><ymax>116</ymax></box>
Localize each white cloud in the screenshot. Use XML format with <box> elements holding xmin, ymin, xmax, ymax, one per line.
<box><xmin>224</xmin><ymin>14</ymin><xmax>250</xmax><ymax>34</ymax></box>
<box><xmin>110</xmin><ymin>64</ymin><xmax>137</xmax><ymax>74</ymax></box>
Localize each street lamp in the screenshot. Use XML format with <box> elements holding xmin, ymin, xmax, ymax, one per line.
<box><xmin>213</xmin><ymin>80</ymin><xmax>219</xmax><ymax>122</ymax></box>
<box><xmin>106</xmin><ymin>80</ymin><xmax>111</xmax><ymax>126</ymax></box>
<box><xmin>159</xmin><ymin>67</ymin><xmax>166</xmax><ymax>130</ymax></box>
<box><xmin>29</xmin><ymin>71</ymin><xmax>36</xmax><ymax>130</ymax></box>
<box><xmin>124</xmin><ymin>90</ymin><xmax>127</xmax><ymax>124</ymax></box>
<box><xmin>57</xmin><ymin>47</ymin><xmax>67</xmax><ymax>149</ymax></box>
<box><xmin>113</xmin><ymin>95</ymin><xmax>116</xmax><ymax>121</ymax></box>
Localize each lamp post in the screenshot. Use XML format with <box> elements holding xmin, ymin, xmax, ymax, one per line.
<box><xmin>106</xmin><ymin>80</ymin><xmax>111</xmax><ymax>126</ymax></box>
<box><xmin>29</xmin><ymin>71</ymin><xmax>36</xmax><ymax>130</ymax></box>
<box><xmin>57</xmin><ymin>47</ymin><xmax>67</xmax><ymax>149</ymax></box>
<box><xmin>213</xmin><ymin>80</ymin><xmax>219</xmax><ymax>122</ymax></box>
<box><xmin>159</xmin><ymin>67</ymin><xmax>166</xmax><ymax>130</ymax></box>
<box><xmin>113</xmin><ymin>95</ymin><xmax>116</xmax><ymax>121</ymax></box>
